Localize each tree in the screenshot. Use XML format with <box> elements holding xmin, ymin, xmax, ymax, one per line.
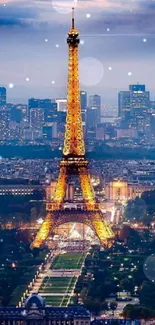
<box><xmin>84</xmin><ymin>297</ymin><xmax>101</xmax><ymax>315</ymax></box>
<box><xmin>124</xmin><ymin>197</ymin><xmax>147</xmax><ymax>222</ymax></box>
<box><xmin>123</xmin><ymin>304</ymin><xmax>155</xmax><ymax>320</ymax></box>
<box><xmin>101</xmin><ymin>301</ymin><xmax>109</xmax><ymax>313</ymax></box>
<box><xmin>139</xmin><ymin>281</ymin><xmax>155</xmax><ymax>310</ymax></box>
<box><xmin>110</xmin><ymin>301</ymin><xmax>118</xmax><ymax>315</ymax></box>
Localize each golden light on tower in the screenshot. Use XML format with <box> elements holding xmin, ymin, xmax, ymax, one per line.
<box><xmin>31</xmin><ymin>9</ymin><xmax>114</xmax><ymax>249</ymax></box>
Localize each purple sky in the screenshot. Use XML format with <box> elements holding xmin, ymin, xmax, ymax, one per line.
<box><xmin>0</xmin><ymin>0</ymin><xmax>155</xmax><ymax>105</ymax></box>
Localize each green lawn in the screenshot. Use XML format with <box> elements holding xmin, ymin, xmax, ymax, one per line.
<box><xmin>51</xmin><ymin>252</ymin><xmax>85</xmax><ymax>270</ymax></box>
<box><xmin>39</xmin><ymin>277</ymin><xmax>76</xmax><ymax>295</ymax></box>
<box><xmin>42</xmin><ymin>295</ymin><xmax>70</xmax><ymax>306</ymax></box>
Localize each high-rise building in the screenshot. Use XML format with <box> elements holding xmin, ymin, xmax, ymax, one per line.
<box><xmin>80</xmin><ymin>91</ymin><xmax>87</xmax><ymax>122</ymax></box>
<box><xmin>80</xmin><ymin>91</ymin><xmax>87</xmax><ymax>110</ymax></box>
<box><xmin>118</xmin><ymin>91</ymin><xmax>130</xmax><ymax>119</ymax></box>
<box><xmin>89</xmin><ymin>94</ymin><xmax>101</xmax><ymax>123</ymax></box>
<box><xmin>86</xmin><ymin>107</ymin><xmax>99</xmax><ymax>132</ymax></box>
<box><xmin>118</xmin><ymin>84</ymin><xmax>150</xmax><ymax>134</ymax></box>
<box><xmin>42</xmin><ymin>122</ymin><xmax>57</xmax><ymax>140</ymax></box>
<box><xmin>28</xmin><ymin>98</ymin><xmax>52</xmax><ymax>121</ymax></box>
<box><xmin>150</xmin><ymin>101</ymin><xmax>155</xmax><ymax>111</ymax></box>
<box><xmin>30</xmin><ymin>108</ymin><xmax>44</xmax><ymax>130</ymax></box>
<box><xmin>130</xmin><ymin>84</ymin><xmax>150</xmax><ymax>114</ymax></box>
<box><xmin>56</xmin><ymin>98</ymin><xmax>67</xmax><ymax>112</ymax></box>
<box><xmin>44</xmin><ymin>102</ymin><xmax>57</xmax><ymax>123</ymax></box>
<box><xmin>11</xmin><ymin>105</ymin><xmax>27</xmax><ymax>123</ymax></box>
<box><xmin>89</xmin><ymin>94</ymin><xmax>101</xmax><ymax>108</ymax></box>
<box><xmin>0</xmin><ymin>108</ymin><xmax>10</xmax><ymax>140</ymax></box>
<box><xmin>0</xmin><ymin>87</ymin><xmax>6</xmax><ymax>106</ymax></box>
<box><xmin>28</xmin><ymin>98</ymin><xmax>52</xmax><ymax>109</ymax></box>
<box><xmin>56</xmin><ymin>111</ymin><xmax>66</xmax><ymax>139</ymax></box>
<box><xmin>130</xmin><ymin>84</ymin><xmax>150</xmax><ymax>133</ymax></box>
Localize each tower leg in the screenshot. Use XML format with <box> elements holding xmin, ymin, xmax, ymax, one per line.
<box><xmin>79</xmin><ymin>167</ymin><xmax>96</xmax><ymax>210</ymax></box>
<box><xmin>31</xmin><ymin>213</ymin><xmax>55</xmax><ymax>248</ymax></box>
<box><xmin>79</xmin><ymin>167</ymin><xmax>114</xmax><ymax>244</ymax></box>
<box><xmin>90</xmin><ymin>211</ymin><xmax>114</xmax><ymax>245</ymax></box>
<box><xmin>48</xmin><ymin>166</ymin><xmax>68</xmax><ymax>210</ymax></box>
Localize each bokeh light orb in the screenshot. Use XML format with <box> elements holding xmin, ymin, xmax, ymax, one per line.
<box><xmin>79</xmin><ymin>57</ymin><xmax>104</xmax><ymax>86</ymax></box>
<box><xmin>144</xmin><ymin>254</ymin><xmax>155</xmax><ymax>282</ymax></box>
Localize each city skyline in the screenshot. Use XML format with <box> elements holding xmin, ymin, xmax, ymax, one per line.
<box><xmin>0</xmin><ymin>0</ymin><xmax>155</xmax><ymax>105</ymax></box>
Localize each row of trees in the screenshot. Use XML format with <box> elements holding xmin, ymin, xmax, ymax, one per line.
<box><xmin>0</xmin><ymin>229</ymin><xmax>48</xmax><ymax>306</ymax></box>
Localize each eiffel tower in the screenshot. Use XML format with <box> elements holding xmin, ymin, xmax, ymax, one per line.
<box><xmin>31</xmin><ymin>9</ymin><xmax>114</xmax><ymax>248</ymax></box>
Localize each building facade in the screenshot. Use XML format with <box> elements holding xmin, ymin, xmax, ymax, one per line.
<box><xmin>0</xmin><ymin>293</ymin><xmax>90</xmax><ymax>325</ymax></box>
<box><xmin>105</xmin><ymin>179</ymin><xmax>155</xmax><ymax>202</ymax></box>
<box><xmin>0</xmin><ymin>87</ymin><xmax>6</xmax><ymax>106</ymax></box>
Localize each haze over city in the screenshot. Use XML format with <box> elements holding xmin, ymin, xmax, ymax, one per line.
<box><xmin>0</xmin><ymin>0</ymin><xmax>155</xmax><ymax>104</ymax></box>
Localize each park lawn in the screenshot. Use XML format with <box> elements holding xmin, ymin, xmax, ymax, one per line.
<box><xmin>42</xmin><ymin>295</ymin><xmax>70</xmax><ymax>306</ymax></box>
<box><xmin>51</xmin><ymin>252</ymin><xmax>85</xmax><ymax>270</ymax></box>
<box><xmin>39</xmin><ymin>276</ymin><xmax>76</xmax><ymax>294</ymax></box>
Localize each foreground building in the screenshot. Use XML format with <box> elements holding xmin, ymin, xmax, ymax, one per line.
<box><xmin>0</xmin><ymin>293</ymin><xmax>90</xmax><ymax>325</ymax></box>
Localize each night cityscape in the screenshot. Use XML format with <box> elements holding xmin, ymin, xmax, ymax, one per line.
<box><xmin>0</xmin><ymin>0</ymin><xmax>155</xmax><ymax>324</ymax></box>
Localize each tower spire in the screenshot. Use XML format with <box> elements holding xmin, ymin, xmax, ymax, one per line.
<box><xmin>72</xmin><ymin>7</ymin><xmax>75</xmax><ymax>29</ymax></box>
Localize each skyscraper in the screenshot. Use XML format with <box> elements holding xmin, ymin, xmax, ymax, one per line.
<box><xmin>89</xmin><ymin>94</ymin><xmax>101</xmax><ymax>123</ymax></box>
<box><xmin>0</xmin><ymin>108</ymin><xmax>10</xmax><ymax>139</ymax></box>
<box><xmin>80</xmin><ymin>91</ymin><xmax>87</xmax><ymax>110</ymax></box>
<box><xmin>56</xmin><ymin>98</ymin><xmax>67</xmax><ymax>112</ymax></box>
<box><xmin>30</xmin><ymin>108</ymin><xmax>44</xmax><ymax>130</ymax></box>
<box><xmin>28</xmin><ymin>98</ymin><xmax>52</xmax><ymax>121</ymax></box>
<box><xmin>89</xmin><ymin>94</ymin><xmax>101</xmax><ymax>108</ymax></box>
<box><xmin>118</xmin><ymin>91</ymin><xmax>130</xmax><ymax>119</ymax></box>
<box><xmin>118</xmin><ymin>84</ymin><xmax>150</xmax><ymax>133</ymax></box>
<box><xmin>80</xmin><ymin>91</ymin><xmax>87</xmax><ymax>122</ymax></box>
<box><xmin>130</xmin><ymin>84</ymin><xmax>150</xmax><ymax>114</ymax></box>
<box><xmin>44</xmin><ymin>102</ymin><xmax>57</xmax><ymax>123</ymax></box>
<box><xmin>130</xmin><ymin>84</ymin><xmax>150</xmax><ymax>133</ymax></box>
<box><xmin>0</xmin><ymin>87</ymin><xmax>6</xmax><ymax>106</ymax></box>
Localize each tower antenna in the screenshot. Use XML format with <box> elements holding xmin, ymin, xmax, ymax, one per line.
<box><xmin>72</xmin><ymin>7</ymin><xmax>75</xmax><ymax>29</ymax></box>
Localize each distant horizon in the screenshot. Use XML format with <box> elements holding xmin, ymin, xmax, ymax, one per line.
<box><xmin>5</xmin><ymin>82</ymin><xmax>155</xmax><ymax>107</ymax></box>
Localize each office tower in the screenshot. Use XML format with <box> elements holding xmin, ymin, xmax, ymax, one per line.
<box><xmin>130</xmin><ymin>84</ymin><xmax>150</xmax><ymax>133</ymax></box>
<box><xmin>11</xmin><ymin>104</ymin><xmax>27</xmax><ymax>123</ymax></box>
<box><xmin>118</xmin><ymin>84</ymin><xmax>150</xmax><ymax>134</ymax></box>
<box><xmin>80</xmin><ymin>91</ymin><xmax>87</xmax><ymax>110</ymax></box>
<box><xmin>56</xmin><ymin>98</ymin><xmax>67</xmax><ymax>112</ymax></box>
<box><xmin>44</xmin><ymin>102</ymin><xmax>57</xmax><ymax>123</ymax></box>
<box><xmin>28</xmin><ymin>98</ymin><xmax>52</xmax><ymax>121</ymax></box>
<box><xmin>130</xmin><ymin>84</ymin><xmax>150</xmax><ymax>113</ymax></box>
<box><xmin>96</xmin><ymin>123</ymin><xmax>105</xmax><ymax>140</ymax></box>
<box><xmin>30</xmin><ymin>108</ymin><xmax>44</xmax><ymax>130</ymax></box>
<box><xmin>89</xmin><ymin>94</ymin><xmax>101</xmax><ymax>108</ymax></box>
<box><xmin>86</xmin><ymin>107</ymin><xmax>99</xmax><ymax>138</ymax></box>
<box><xmin>28</xmin><ymin>98</ymin><xmax>52</xmax><ymax>109</ymax></box>
<box><xmin>89</xmin><ymin>94</ymin><xmax>101</xmax><ymax>123</ymax></box>
<box><xmin>118</xmin><ymin>91</ymin><xmax>130</xmax><ymax>119</ymax></box>
<box><xmin>56</xmin><ymin>111</ymin><xmax>66</xmax><ymax>138</ymax></box>
<box><xmin>42</xmin><ymin>123</ymin><xmax>57</xmax><ymax>140</ymax></box>
<box><xmin>86</xmin><ymin>107</ymin><xmax>99</xmax><ymax>129</ymax></box>
<box><xmin>0</xmin><ymin>87</ymin><xmax>6</xmax><ymax>106</ymax></box>
<box><xmin>80</xmin><ymin>91</ymin><xmax>87</xmax><ymax>122</ymax></box>
<box><xmin>150</xmin><ymin>101</ymin><xmax>155</xmax><ymax>111</ymax></box>
<box><xmin>0</xmin><ymin>108</ymin><xmax>10</xmax><ymax>140</ymax></box>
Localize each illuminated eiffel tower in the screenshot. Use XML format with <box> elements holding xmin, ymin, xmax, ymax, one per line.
<box><xmin>31</xmin><ymin>9</ymin><xmax>114</xmax><ymax>248</ymax></box>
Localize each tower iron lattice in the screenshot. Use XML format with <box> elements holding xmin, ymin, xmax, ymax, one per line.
<box><xmin>31</xmin><ymin>9</ymin><xmax>114</xmax><ymax>248</ymax></box>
